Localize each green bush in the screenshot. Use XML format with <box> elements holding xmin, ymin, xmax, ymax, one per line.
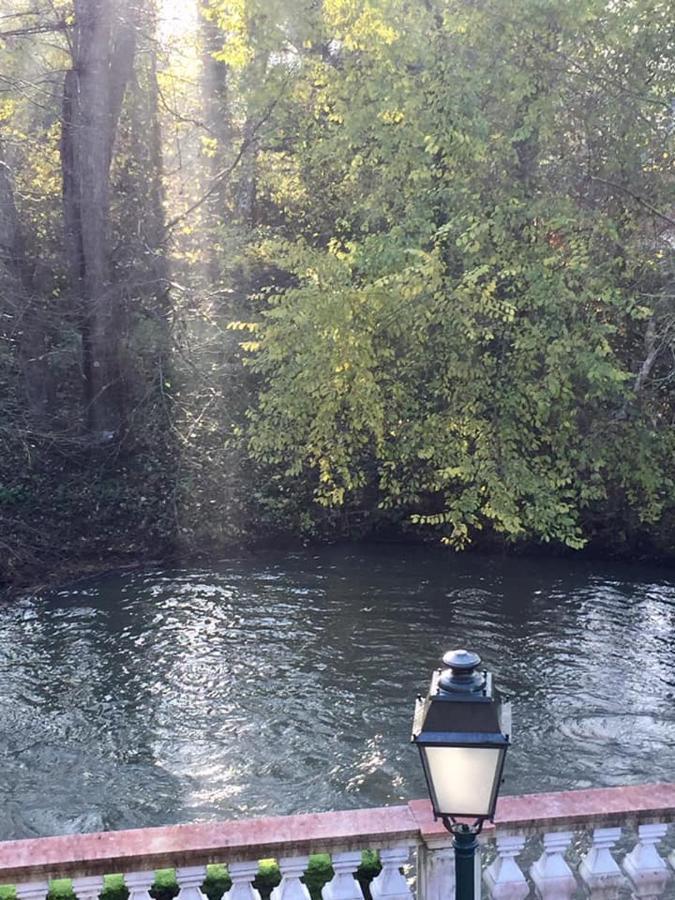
<box><xmin>2</xmin><ymin>853</ymin><xmax>382</xmax><ymax>900</ymax></box>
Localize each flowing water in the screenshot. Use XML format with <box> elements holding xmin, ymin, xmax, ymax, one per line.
<box><xmin>1</xmin><ymin>545</ymin><xmax>675</xmax><ymax>841</ymax></box>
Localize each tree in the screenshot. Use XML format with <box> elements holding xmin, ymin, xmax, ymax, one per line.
<box><xmin>237</xmin><ymin>0</ymin><xmax>675</xmax><ymax>551</ymax></box>
<box><xmin>2</xmin><ymin>0</ymin><xmax>675</xmax><ymax>588</ymax></box>
<box><xmin>61</xmin><ymin>0</ymin><xmax>138</xmax><ymax>436</ymax></box>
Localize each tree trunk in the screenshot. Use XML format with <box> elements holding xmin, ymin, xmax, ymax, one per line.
<box><xmin>123</xmin><ymin>17</ymin><xmax>172</xmax><ymax>391</ymax></box>
<box><xmin>199</xmin><ymin>1</ymin><xmax>234</xmax><ymax>283</ymax></box>
<box><xmin>61</xmin><ymin>0</ymin><xmax>136</xmax><ymax>437</ymax></box>
<box><xmin>0</xmin><ymin>149</ymin><xmax>50</xmax><ymax>421</ymax></box>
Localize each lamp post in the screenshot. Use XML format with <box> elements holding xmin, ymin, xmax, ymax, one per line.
<box><xmin>411</xmin><ymin>649</ymin><xmax>511</xmax><ymax>900</ymax></box>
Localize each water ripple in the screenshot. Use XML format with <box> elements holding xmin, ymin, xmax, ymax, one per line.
<box><xmin>0</xmin><ymin>546</ymin><xmax>674</xmax><ymax>839</ymax></box>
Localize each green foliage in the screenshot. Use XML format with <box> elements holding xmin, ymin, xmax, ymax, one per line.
<box><xmin>2</xmin><ymin>0</ymin><xmax>675</xmax><ymax>588</ymax></box>
<box><xmin>232</xmin><ymin>0</ymin><xmax>675</xmax><ymax>553</ymax></box>
<box><xmin>0</xmin><ymin>854</ymin><xmax>381</xmax><ymax>900</ymax></box>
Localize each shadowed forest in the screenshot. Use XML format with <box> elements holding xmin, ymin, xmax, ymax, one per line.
<box><xmin>1</xmin><ymin>0</ymin><xmax>674</xmax><ymax>587</ymax></box>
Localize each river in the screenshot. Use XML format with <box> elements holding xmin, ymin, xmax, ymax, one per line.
<box><xmin>1</xmin><ymin>545</ymin><xmax>674</xmax><ymax>840</ymax></box>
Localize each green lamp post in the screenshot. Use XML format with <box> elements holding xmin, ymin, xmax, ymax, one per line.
<box><xmin>411</xmin><ymin>649</ymin><xmax>511</xmax><ymax>900</ymax></box>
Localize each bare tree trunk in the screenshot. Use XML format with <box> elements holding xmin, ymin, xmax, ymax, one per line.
<box><xmin>146</xmin><ymin>46</ymin><xmax>168</xmax><ymax>279</ymax></box>
<box><xmin>61</xmin><ymin>0</ymin><xmax>136</xmax><ymax>437</ymax></box>
<box><xmin>0</xmin><ymin>149</ymin><xmax>50</xmax><ymax>420</ymax></box>
<box><xmin>124</xmin><ymin>21</ymin><xmax>172</xmax><ymax>384</ymax></box>
<box><xmin>199</xmin><ymin>3</ymin><xmax>233</xmax><ymax>182</ymax></box>
<box><xmin>234</xmin><ymin>46</ymin><xmax>269</xmax><ymax>227</ymax></box>
<box><xmin>634</xmin><ymin>317</ymin><xmax>660</xmax><ymax>395</ymax></box>
<box><xmin>199</xmin><ymin>1</ymin><xmax>234</xmax><ymax>283</ymax></box>
<box><xmin>235</xmin><ymin>114</ymin><xmax>258</xmax><ymax>225</ymax></box>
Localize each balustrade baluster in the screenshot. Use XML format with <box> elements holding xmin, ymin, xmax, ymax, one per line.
<box><xmin>623</xmin><ymin>823</ymin><xmax>670</xmax><ymax>900</ymax></box>
<box><xmin>484</xmin><ymin>833</ymin><xmax>529</xmax><ymax>900</ymax></box>
<box><xmin>228</xmin><ymin>862</ymin><xmax>261</xmax><ymax>900</ymax></box>
<box><xmin>176</xmin><ymin>866</ymin><xmax>207</xmax><ymax>900</ymax></box>
<box><xmin>72</xmin><ymin>877</ymin><xmax>104</xmax><ymax>900</ymax></box>
<box><xmin>321</xmin><ymin>852</ymin><xmax>363</xmax><ymax>900</ymax></box>
<box><xmin>15</xmin><ymin>881</ymin><xmax>50</xmax><ymax>900</ymax></box>
<box><xmin>579</xmin><ymin>828</ymin><xmax>625</xmax><ymax>900</ymax></box>
<box><xmin>530</xmin><ymin>832</ymin><xmax>576</xmax><ymax>900</ymax></box>
<box><xmin>370</xmin><ymin>847</ymin><xmax>413</xmax><ymax>900</ymax></box>
<box><xmin>667</xmin><ymin>839</ymin><xmax>675</xmax><ymax>878</ymax></box>
<box><xmin>125</xmin><ymin>871</ymin><xmax>156</xmax><ymax>900</ymax></box>
<box><xmin>271</xmin><ymin>856</ymin><xmax>311</xmax><ymax>900</ymax></box>
<box><xmin>416</xmin><ymin>841</ymin><xmax>455</xmax><ymax>900</ymax></box>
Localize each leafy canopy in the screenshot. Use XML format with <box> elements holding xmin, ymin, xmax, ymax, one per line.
<box><xmin>231</xmin><ymin>0</ymin><xmax>675</xmax><ymax>549</ymax></box>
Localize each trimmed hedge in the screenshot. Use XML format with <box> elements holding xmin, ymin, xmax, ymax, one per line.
<box><xmin>2</xmin><ymin>851</ymin><xmax>383</xmax><ymax>900</ymax></box>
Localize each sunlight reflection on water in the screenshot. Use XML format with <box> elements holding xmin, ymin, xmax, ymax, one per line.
<box><xmin>1</xmin><ymin>545</ymin><xmax>674</xmax><ymax>839</ymax></box>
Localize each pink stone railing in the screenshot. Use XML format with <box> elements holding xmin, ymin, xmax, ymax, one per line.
<box><xmin>2</xmin><ymin>784</ymin><xmax>675</xmax><ymax>900</ymax></box>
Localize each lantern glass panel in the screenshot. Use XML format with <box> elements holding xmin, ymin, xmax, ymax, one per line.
<box><xmin>423</xmin><ymin>745</ymin><xmax>504</xmax><ymax>817</ymax></box>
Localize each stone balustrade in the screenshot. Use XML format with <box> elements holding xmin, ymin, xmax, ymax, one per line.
<box><xmin>2</xmin><ymin>784</ymin><xmax>675</xmax><ymax>900</ymax></box>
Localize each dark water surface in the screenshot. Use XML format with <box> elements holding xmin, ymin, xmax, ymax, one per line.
<box><xmin>2</xmin><ymin>545</ymin><xmax>675</xmax><ymax>840</ymax></box>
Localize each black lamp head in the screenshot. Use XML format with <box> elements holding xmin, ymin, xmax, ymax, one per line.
<box><xmin>411</xmin><ymin>648</ymin><xmax>511</xmax><ymax>821</ymax></box>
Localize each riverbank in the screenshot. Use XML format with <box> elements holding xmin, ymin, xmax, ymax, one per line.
<box><xmin>5</xmin><ymin>526</ymin><xmax>675</xmax><ymax>601</ymax></box>
<box><xmin>5</xmin><ymin>418</ymin><xmax>675</xmax><ymax>599</ymax></box>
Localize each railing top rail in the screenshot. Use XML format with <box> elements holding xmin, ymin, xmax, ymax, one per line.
<box><xmin>0</xmin><ymin>805</ymin><xmax>419</xmax><ymax>883</ymax></box>
<box><xmin>2</xmin><ymin>784</ymin><xmax>675</xmax><ymax>883</ymax></box>
<box><xmin>411</xmin><ymin>782</ymin><xmax>675</xmax><ymax>842</ymax></box>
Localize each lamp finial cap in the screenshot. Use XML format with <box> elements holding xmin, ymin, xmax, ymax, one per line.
<box><xmin>438</xmin><ymin>648</ymin><xmax>485</xmax><ymax>693</ymax></box>
<box><xmin>442</xmin><ymin>648</ymin><xmax>481</xmax><ymax>670</ymax></box>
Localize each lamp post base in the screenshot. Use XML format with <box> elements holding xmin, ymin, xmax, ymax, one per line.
<box><xmin>441</xmin><ymin>820</ymin><xmax>482</xmax><ymax>900</ymax></box>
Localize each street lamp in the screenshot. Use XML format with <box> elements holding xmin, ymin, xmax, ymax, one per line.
<box><xmin>411</xmin><ymin>649</ymin><xmax>511</xmax><ymax>900</ymax></box>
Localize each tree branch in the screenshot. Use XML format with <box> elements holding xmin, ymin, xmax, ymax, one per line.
<box><xmin>589</xmin><ymin>174</ymin><xmax>675</xmax><ymax>229</ymax></box>
<box><xmin>162</xmin><ymin>76</ymin><xmax>289</xmax><ymax>237</ymax></box>
<box><xmin>0</xmin><ymin>21</ymin><xmax>68</xmax><ymax>38</ymax></box>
